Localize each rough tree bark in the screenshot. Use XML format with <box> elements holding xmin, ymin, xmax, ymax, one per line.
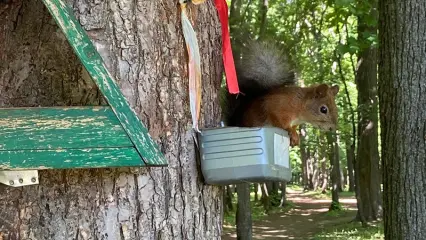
<box><xmin>0</xmin><ymin>0</ymin><xmax>223</xmax><ymax>239</ymax></box>
<box><xmin>355</xmin><ymin>0</ymin><xmax>382</xmax><ymax>222</ymax></box>
<box><xmin>379</xmin><ymin>0</ymin><xmax>426</xmax><ymax>238</ymax></box>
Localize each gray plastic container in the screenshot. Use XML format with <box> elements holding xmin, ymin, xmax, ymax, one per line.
<box><xmin>197</xmin><ymin>127</ymin><xmax>292</xmax><ymax>185</ymax></box>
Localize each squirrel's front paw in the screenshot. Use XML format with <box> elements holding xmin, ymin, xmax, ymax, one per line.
<box><xmin>289</xmin><ymin>132</ymin><xmax>300</xmax><ymax>147</ymax></box>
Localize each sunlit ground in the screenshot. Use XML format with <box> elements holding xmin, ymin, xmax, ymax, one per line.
<box><xmin>222</xmin><ymin>188</ymin><xmax>359</xmax><ymax>240</ymax></box>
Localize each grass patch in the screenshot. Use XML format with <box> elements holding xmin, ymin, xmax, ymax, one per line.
<box><xmin>313</xmin><ymin>221</ymin><xmax>384</xmax><ymax>240</ymax></box>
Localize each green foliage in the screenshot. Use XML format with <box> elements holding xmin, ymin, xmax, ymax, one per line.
<box><xmin>290</xmin><ymin>145</ymin><xmax>302</xmax><ymax>175</ymax></box>
<box><xmin>328</xmin><ymin>201</ymin><xmax>345</xmax><ymax>214</ymax></box>
<box><xmin>313</xmin><ymin>222</ymin><xmax>384</xmax><ymax>240</ymax></box>
<box><xmin>269</xmin><ymin>191</ymin><xmax>281</xmax><ymax>206</ymax></box>
<box><xmin>225</xmin><ymin>1</ymin><xmax>379</xmax><ymax>232</ymax></box>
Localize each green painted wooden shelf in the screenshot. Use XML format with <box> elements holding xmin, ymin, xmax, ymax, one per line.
<box><xmin>0</xmin><ymin>0</ymin><xmax>168</xmax><ymax>170</ymax></box>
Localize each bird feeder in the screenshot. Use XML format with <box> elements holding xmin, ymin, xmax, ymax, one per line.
<box><xmin>197</xmin><ymin>127</ymin><xmax>292</xmax><ymax>185</ymax></box>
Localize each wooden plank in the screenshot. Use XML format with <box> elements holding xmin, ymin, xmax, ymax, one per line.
<box><xmin>0</xmin><ymin>148</ymin><xmax>145</xmax><ymax>170</ymax></box>
<box><xmin>0</xmin><ymin>107</ymin><xmax>132</xmax><ymax>150</ymax></box>
<box><xmin>41</xmin><ymin>0</ymin><xmax>167</xmax><ymax>166</ymax></box>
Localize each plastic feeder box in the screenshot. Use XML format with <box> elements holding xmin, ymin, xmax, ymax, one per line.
<box><xmin>198</xmin><ymin>127</ymin><xmax>292</xmax><ymax>185</ymax></box>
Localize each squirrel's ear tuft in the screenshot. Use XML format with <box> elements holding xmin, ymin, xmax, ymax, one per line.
<box><xmin>314</xmin><ymin>84</ymin><xmax>329</xmax><ymax>98</ymax></box>
<box><xmin>330</xmin><ymin>85</ymin><xmax>339</xmax><ymax>96</ymax></box>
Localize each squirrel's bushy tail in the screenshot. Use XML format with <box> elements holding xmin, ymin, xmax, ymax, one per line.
<box><xmin>221</xmin><ymin>40</ymin><xmax>297</xmax><ymax>126</ymax></box>
<box><xmin>236</xmin><ymin>41</ymin><xmax>296</xmax><ymax>95</ymax></box>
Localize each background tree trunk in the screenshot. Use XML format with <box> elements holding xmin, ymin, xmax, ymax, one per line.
<box><xmin>355</xmin><ymin>0</ymin><xmax>382</xmax><ymax>222</ymax></box>
<box><xmin>345</xmin><ymin>138</ymin><xmax>356</xmax><ymax>192</ymax></box>
<box><xmin>0</xmin><ymin>0</ymin><xmax>223</xmax><ymax>239</ymax></box>
<box><xmin>253</xmin><ymin>183</ymin><xmax>259</xmax><ymax>201</ymax></box>
<box><xmin>236</xmin><ymin>183</ymin><xmax>252</xmax><ymax>240</ymax></box>
<box><xmin>260</xmin><ymin>183</ymin><xmax>271</xmax><ymax>213</ymax></box>
<box><xmin>340</xmin><ymin>167</ymin><xmax>345</xmax><ymax>192</ymax></box>
<box><xmin>319</xmin><ymin>134</ymin><xmax>329</xmax><ymax>194</ymax></box>
<box><xmin>299</xmin><ymin>125</ymin><xmax>311</xmax><ymax>190</ymax></box>
<box><xmin>279</xmin><ymin>182</ymin><xmax>287</xmax><ymax>208</ymax></box>
<box><xmin>327</xmin><ymin>132</ymin><xmax>340</xmax><ymax>210</ymax></box>
<box><xmin>379</xmin><ymin>0</ymin><xmax>426</xmax><ymax>238</ymax></box>
<box><xmin>335</xmin><ymin>135</ymin><xmax>343</xmax><ymax>192</ymax></box>
<box><xmin>226</xmin><ymin>186</ymin><xmax>234</xmax><ymax>212</ymax></box>
<box><xmin>257</xmin><ymin>0</ymin><xmax>268</xmax><ymax>39</ymax></box>
<box><xmin>271</xmin><ymin>182</ymin><xmax>279</xmax><ymax>196</ymax></box>
<box><xmin>312</xmin><ymin>148</ymin><xmax>320</xmax><ymax>191</ymax></box>
<box><xmin>229</xmin><ymin>0</ymin><xmax>243</xmax><ymax>58</ymax></box>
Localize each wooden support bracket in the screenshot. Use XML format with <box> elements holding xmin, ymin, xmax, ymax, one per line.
<box><xmin>0</xmin><ymin>170</ymin><xmax>39</xmax><ymax>187</ymax></box>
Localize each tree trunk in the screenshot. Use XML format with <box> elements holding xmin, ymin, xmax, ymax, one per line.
<box><xmin>226</xmin><ymin>186</ymin><xmax>234</xmax><ymax>212</ymax></box>
<box><xmin>312</xmin><ymin>146</ymin><xmax>320</xmax><ymax>191</ymax></box>
<box><xmin>253</xmin><ymin>183</ymin><xmax>259</xmax><ymax>201</ymax></box>
<box><xmin>346</xmin><ymin>138</ymin><xmax>356</xmax><ymax>192</ymax></box>
<box><xmin>299</xmin><ymin>125</ymin><xmax>311</xmax><ymax>190</ymax></box>
<box><xmin>229</xmin><ymin>0</ymin><xmax>242</xmax><ymax>24</ymax></box>
<box><xmin>379</xmin><ymin>0</ymin><xmax>426</xmax><ymax>238</ymax></box>
<box><xmin>0</xmin><ymin>1</ymin><xmax>223</xmax><ymax>239</ymax></box>
<box><xmin>229</xmin><ymin>0</ymin><xmax>243</xmax><ymax>58</ymax></box>
<box><xmin>307</xmin><ymin>147</ymin><xmax>315</xmax><ymax>190</ymax></box>
<box><xmin>236</xmin><ymin>183</ymin><xmax>252</xmax><ymax>240</ymax></box>
<box><xmin>355</xmin><ymin>0</ymin><xmax>382</xmax><ymax>222</ymax></box>
<box><xmin>343</xmin><ymin>166</ymin><xmax>348</xmax><ymax>188</ymax></box>
<box><xmin>223</xmin><ymin>187</ymin><xmax>229</xmax><ymax>215</ymax></box>
<box><xmin>257</xmin><ymin>0</ymin><xmax>268</xmax><ymax>39</ymax></box>
<box><xmin>335</xmin><ymin>134</ymin><xmax>343</xmax><ymax>192</ymax></box>
<box><xmin>271</xmin><ymin>182</ymin><xmax>279</xmax><ymax>196</ymax></box>
<box><xmin>339</xmin><ymin>166</ymin><xmax>345</xmax><ymax>192</ymax></box>
<box><xmin>327</xmin><ymin>132</ymin><xmax>340</xmax><ymax>210</ymax></box>
<box><xmin>279</xmin><ymin>182</ymin><xmax>287</xmax><ymax>208</ymax></box>
<box><xmin>320</xmin><ymin>133</ymin><xmax>329</xmax><ymax>194</ymax></box>
<box><xmin>260</xmin><ymin>183</ymin><xmax>271</xmax><ymax>213</ymax></box>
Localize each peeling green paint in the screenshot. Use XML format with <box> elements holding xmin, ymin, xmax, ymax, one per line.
<box><xmin>15</xmin><ymin>0</ymin><xmax>167</xmax><ymax>166</ymax></box>
<box><xmin>0</xmin><ymin>107</ymin><xmax>132</xmax><ymax>151</ymax></box>
<box><xmin>0</xmin><ymin>148</ymin><xmax>144</xmax><ymax>170</ymax></box>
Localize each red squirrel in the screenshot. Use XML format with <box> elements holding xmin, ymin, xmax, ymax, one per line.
<box><xmin>222</xmin><ymin>41</ymin><xmax>339</xmax><ymax>146</ymax></box>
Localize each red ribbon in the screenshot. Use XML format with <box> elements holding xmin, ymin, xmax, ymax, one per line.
<box><xmin>214</xmin><ymin>0</ymin><xmax>239</xmax><ymax>94</ymax></box>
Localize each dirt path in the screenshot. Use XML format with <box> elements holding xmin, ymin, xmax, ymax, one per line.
<box><xmin>222</xmin><ymin>189</ymin><xmax>358</xmax><ymax>240</ymax></box>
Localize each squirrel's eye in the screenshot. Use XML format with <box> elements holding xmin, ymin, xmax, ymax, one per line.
<box><xmin>320</xmin><ymin>106</ymin><xmax>328</xmax><ymax>114</ymax></box>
